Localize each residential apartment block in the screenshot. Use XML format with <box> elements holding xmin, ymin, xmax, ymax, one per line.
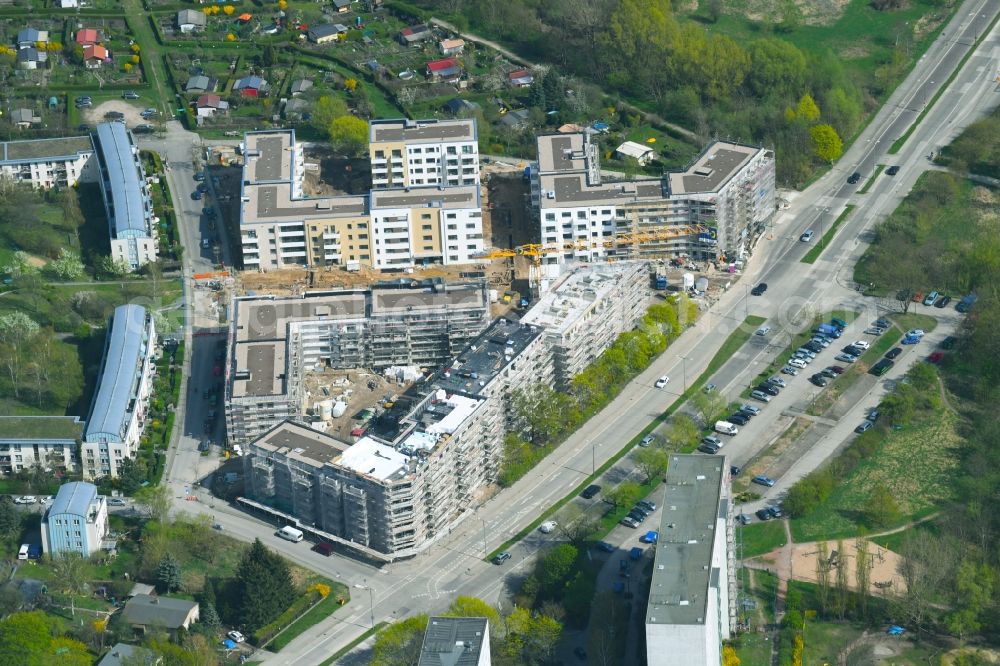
<box><xmin>520</xmin><ymin>262</ymin><xmax>648</xmax><ymax>389</ymax></box>
<box><xmin>41</xmin><ymin>481</ymin><xmax>109</xmax><ymax>557</ymax></box>
<box><xmin>645</xmin><ymin>455</ymin><xmax>736</xmax><ymax>665</ymax></box>
<box><xmin>239</xmin><ymin>122</ymin><xmax>484</xmax><ymax>271</ymax></box>
<box><xmin>419</xmin><ymin>617</ymin><xmax>491</xmax><ymax>666</ymax></box>
<box><xmin>225</xmin><ymin>280</ymin><xmax>490</xmax><ymax>446</ymax></box>
<box><xmin>94</xmin><ymin>122</ymin><xmax>157</xmax><ymax>270</ymax></box>
<box><xmin>0</xmin><ymin>417</ymin><xmax>83</xmax><ymax>475</ymax></box>
<box><xmin>82</xmin><ymin>304</ymin><xmax>157</xmax><ymax>480</ymax></box>
<box><xmin>0</xmin><ymin>135</ymin><xmax>99</xmax><ymax>189</ymax></box>
<box><xmin>368</xmin><ymin>118</ymin><xmax>479</xmax><ymax>189</ymax></box>
<box><xmin>530</xmin><ymin>132</ymin><xmax>775</xmax><ymax>265</ymax></box>
<box><xmin>241</xmin><ymin>316</ymin><xmax>549</xmax><ymax>557</ymax></box>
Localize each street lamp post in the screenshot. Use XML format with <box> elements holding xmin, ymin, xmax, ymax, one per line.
<box><xmin>681</xmin><ymin>355</ymin><xmax>688</xmax><ymax>392</ymax></box>
<box><xmin>362</xmin><ymin>581</ymin><xmax>375</xmax><ymax>629</ymax></box>
<box><xmin>480</xmin><ymin>518</ymin><xmax>488</xmax><ymax>557</ymax></box>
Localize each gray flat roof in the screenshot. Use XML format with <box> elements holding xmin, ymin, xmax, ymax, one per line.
<box><xmin>369</xmin><ymin>185</ymin><xmax>479</xmax><ymax>210</ymax></box>
<box><xmin>0</xmin><ymin>135</ymin><xmax>93</xmax><ymax>162</ymax></box>
<box><xmin>370</xmin><ymin>283</ymin><xmax>485</xmax><ymax>314</ymax></box>
<box><xmin>646</xmin><ymin>455</ymin><xmax>726</xmax><ymax>626</ymax></box>
<box><xmin>49</xmin><ymin>481</ymin><xmax>98</xmax><ymax>518</ymax></box>
<box><xmin>540</xmin><ymin>173</ymin><xmax>664</xmax><ymax>208</ymax></box>
<box><xmin>418</xmin><ymin>617</ymin><xmax>489</xmax><ymax>666</ymax></box>
<box><xmin>667</xmin><ymin>142</ymin><xmax>761</xmax><ymax>195</ymax></box>
<box><xmin>537</xmin><ymin>133</ymin><xmax>588</xmax><ymax>173</ymax></box>
<box><xmin>251</xmin><ymin>421</ymin><xmax>349</xmax><ymax>467</ymax></box>
<box><xmin>95</xmin><ymin>122</ymin><xmax>149</xmax><ymax>238</ymax></box>
<box><xmin>370</xmin><ymin>118</ymin><xmax>476</xmax><ymax>144</ymax></box>
<box><xmin>85</xmin><ymin>305</ymin><xmax>149</xmax><ymax>443</ymax></box>
<box><xmin>429</xmin><ymin>317</ymin><xmax>541</xmax><ymax>396</ymax></box>
<box><xmin>123</xmin><ymin>594</ymin><xmax>197</xmax><ymax>629</ymax></box>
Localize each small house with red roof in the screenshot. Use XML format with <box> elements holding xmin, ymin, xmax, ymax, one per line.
<box><xmin>82</xmin><ymin>44</ymin><xmax>109</xmax><ymax>69</ymax></box>
<box><xmin>196</xmin><ymin>94</ymin><xmax>229</xmax><ymax>118</ymax></box>
<box><xmin>426</xmin><ymin>57</ymin><xmax>460</xmax><ymax>82</ymax></box>
<box><xmin>398</xmin><ymin>24</ymin><xmax>431</xmax><ymax>46</ymax></box>
<box><xmin>75</xmin><ymin>28</ymin><xmax>101</xmax><ymax>47</ymax></box>
<box><xmin>508</xmin><ymin>69</ymin><xmax>534</xmax><ymax>88</ymax></box>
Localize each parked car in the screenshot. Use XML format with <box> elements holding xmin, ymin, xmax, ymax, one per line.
<box><xmin>122</xmin><ymin>90</ymin><xmax>140</xmax><ymax>99</ymax></box>
<box><xmin>905</xmin><ymin>329</ymin><xmax>926</xmax><ymax>338</ymax></box>
<box><xmin>885</xmin><ymin>347</ymin><xmax>903</xmax><ymax>360</ymax></box>
<box><xmin>193</xmin><ymin>172</ymin><xmax>206</xmax><ymax>182</ymax></box>
<box><xmin>834</xmin><ymin>353</ymin><xmax>857</xmax><ymax>363</ymax></box>
<box><xmin>922</xmin><ymin>291</ymin><xmax>939</xmax><ymax>306</ymax></box>
<box><xmin>828</xmin><ymin>366</ymin><xmax>845</xmax><ymax>375</ymax></box>
<box><xmin>596</xmin><ymin>541</ymin><xmax>616</xmax><ymax>553</ymax></box>
<box><xmin>956</xmin><ymin>293</ymin><xmax>977</xmax><ymax>313</ymax></box>
<box><xmin>928</xmin><ymin>351</ymin><xmax>945</xmax><ymax>364</ymax></box>
<box><xmin>731</xmin><ymin>465</ymin><xmax>742</xmax><ymax>477</ymax></box>
<box><xmin>800</xmin><ymin>229</ymin><xmax>814</xmax><ymax>242</ymax></box>
<box><xmin>654</xmin><ymin>375</ymin><xmax>669</xmax><ymax>388</ymax></box>
<box><xmin>820</xmin><ymin>367</ymin><xmax>837</xmax><ymax>379</ymax></box>
<box><xmin>108</xmin><ymin>498</ymin><xmax>127</xmax><ymax>506</ymax></box>
<box><xmin>788</xmin><ymin>358</ymin><xmax>808</xmax><ymax>369</ymax></box>
<box><xmin>626</xmin><ymin>510</ymin><xmax>647</xmax><ymax>523</ymax></box>
<box><xmin>737</xmin><ymin>513</ymin><xmax>752</xmax><ymax>525</ymax></box>
<box><xmin>852</xmin><ymin>340</ymin><xmax>871</xmax><ymax>350</ymax></box>
<box><xmin>767</xmin><ymin>506</ymin><xmax>784</xmax><ymax>519</ymax></box>
<box><xmin>870</xmin><ymin>359</ymin><xmax>894</xmax><ymax>376</ymax></box>
<box><xmin>14</xmin><ymin>496</ymin><xmax>36</xmax><ymax>505</ymax></box>
<box><xmin>755</xmin><ymin>383</ymin><xmax>779</xmax><ymax>397</ymax></box>
<box><xmin>868</xmin><ymin>408</ymin><xmax>881</xmax><ymax>422</ymax></box>
<box><xmin>581</xmin><ymin>484</ymin><xmax>602</xmax><ymax>499</ymax></box>
<box><xmin>855</xmin><ymin>420</ymin><xmax>874</xmax><ymax>434</ymax></box>
<box><xmin>312</xmin><ymin>542</ymin><xmax>335</xmax><ymax>556</ymax></box>
<box><xmin>864</xmin><ymin>327</ymin><xmax>885</xmax><ymax>335</ymax></box>
<box><xmin>697</xmin><ymin>443</ymin><xmax>721</xmax><ymax>455</ymax></box>
<box><xmin>940</xmin><ymin>336</ymin><xmax>957</xmax><ymax>350</ymax></box>
<box><xmin>781</xmin><ymin>365</ymin><xmax>799</xmax><ymax>376</ymax></box>
<box><xmin>728</xmin><ymin>413</ymin><xmax>750</xmax><ymax>426</ymax></box>
<box><xmin>934</xmin><ymin>295</ymin><xmax>951</xmax><ymax>308</ymax></box>
<box><xmin>630</xmin><ymin>505</ymin><xmax>650</xmax><ymax>520</ymax></box>
<box><xmin>751</xmin><ymin>283</ymin><xmax>768</xmax><ymax>296</ymax></box>
<box><xmin>637</xmin><ymin>500</ymin><xmax>657</xmax><ymax>512</ymax></box>
<box><xmin>752</xmin><ymin>476</ymin><xmax>776</xmax><ymax>487</ymax></box>
<box><xmin>755</xmin><ymin>326</ymin><xmax>771</xmax><ymax>336</ymax></box>
<box><xmin>842</xmin><ymin>345</ymin><xmax>863</xmax><ymax>356</ymax></box>
<box><xmin>767</xmin><ymin>377</ymin><xmax>787</xmax><ymax>388</ymax></box>
<box><xmin>191</xmin><ymin>191</ymin><xmax>203</xmax><ymax>200</ymax></box>
<box><xmin>539</xmin><ymin>521</ymin><xmax>557</xmax><ymax>534</ymax></box>
<box><xmin>847</xmin><ymin>171</ymin><xmax>862</xmax><ymax>184</ymax></box>
<box><xmin>874</xmin><ymin>318</ymin><xmax>890</xmax><ymax>328</ymax></box>
<box><xmin>902</xmin><ymin>335</ymin><xmax>921</xmax><ymax>345</ymax></box>
<box><xmin>809</xmin><ymin>374</ymin><xmax>828</xmax><ymax>387</ymax></box>
<box><xmin>493</xmin><ymin>551</ymin><xmax>512</xmax><ymax>564</ymax></box>
<box><xmin>701</xmin><ymin>435</ymin><xmax>722</xmax><ymax>447</ymax></box>
<box><xmin>227</xmin><ymin>631</ymin><xmax>246</xmax><ymax>643</ymax></box>
<box><xmin>703</xmin><ymin>383</ymin><xmax>717</xmax><ymax>393</ymax></box>
<box><xmin>755</xmin><ymin>508</ymin><xmax>772</xmax><ymax>521</ymax></box>
<box><xmin>751</xmin><ymin>389</ymin><xmax>773</xmax><ymax>402</ymax></box>
<box><xmin>739</xmin><ymin>405</ymin><xmax>761</xmax><ymax>416</ymax></box>
<box><xmin>640</xmin><ymin>530</ymin><xmax>659</xmax><ymax>544</ymax></box>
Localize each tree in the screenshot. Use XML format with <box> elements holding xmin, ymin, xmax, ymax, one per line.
<box><xmin>134</xmin><ymin>484</ymin><xmax>171</xmax><ymax>524</ymax></box>
<box><xmin>372</xmin><ymin>614</ymin><xmax>428</xmax><ymax>666</ymax></box>
<box><xmin>555</xmin><ymin>506</ymin><xmax>599</xmax><ymax>547</ymax></box>
<box><xmin>833</xmin><ymin>538</ymin><xmax>849</xmax><ymax>620</ymax></box>
<box><xmin>633</xmin><ymin>446</ymin><xmax>669</xmax><ymax>483</ymax></box>
<box><xmin>0</xmin><ymin>494</ymin><xmax>20</xmax><ymax>536</ymax></box>
<box><xmin>3</xmin><ymin>250</ymin><xmax>38</xmax><ymax>279</ymax></box>
<box><xmin>115</xmin><ymin>457</ymin><xmax>147</xmax><ymax>494</ymax></box>
<box><xmin>196</xmin><ymin>602</ymin><xmax>221</xmax><ymax>635</ymax></box>
<box><xmin>863</xmin><ymin>484</ymin><xmax>901</xmax><ymax>528</ymax></box>
<box><xmin>537</xmin><ymin>543</ymin><xmax>578</xmax><ymax>598</ymax></box>
<box><xmin>668</xmin><ymin>415</ymin><xmax>699</xmax><ymax>448</ymax></box>
<box><xmin>706</xmin><ymin>0</ymin><xmax>723</xmax><ymax>22</ymax></box>
<box><xmin>96</xmin><ymin>255</ymin><xmax>131</xmax><ymax>279</ymax></box>
<box><xmin>328</xmin><ymin>115</ymin><xmax>369</xmax><ymax>156</ymax></box>
<box><xmin>233</xmin><ymin>539</ymin><xmax>296</xmax><ymax>632</ymax></box>
<box><xmin>444</xmin><ymin>596</ymin><xmax>502</xmax><ymax>634</ymax></box>
<box><xmin>945</xmin><ymin>560</ymin><xmax>993</xmax><ymax>642</ymax></box>
<box><xmin>46</xmin><ymin>249</ymin><xmax>84</xmax><ymax>281</ymax></box>
<box><xmin>855</xmin><ymin>536</ymin><xmax>871</xmax><ymax>619</ymax></box>
<box><xmin>723</xmin><ymin>645</ymin><xmax>741</xmax><ymax>666</ymax></box>
<box><xmin>261</xmin><ymin>45</ymin><xmax>276</xmax><ymax>67</ymax></box>
<box><xmin>815</xmin><ymin>540</ymin><xmax>831</xmax><ymax>614</ymax></box>
<box><xmin>50</xmin><ymin>554</ymin><xmax>88</xmax><ymax>618</ymax></box>
<box><xmin>691</xmin><ymin>389</ymin><xmax>728</xmax><ymax>426</ymax></box>
<box><xmin>156</xmin><ymin>552</ymin><xmax>182</xmax><ymax>593</ymax></box>
<box><xmin>0</xmin><ymin>312</ymin><xmax>40</xmax><ymax>398</ymax></box>
<box><xmin>603</xmin><ymin>480</ymin><xmax>642</xmax><ymax>510</ymax></box>
<box><xmin>810</xmin><ymin>124</ymin><xmax>843</xmax><ymax>163</ymax></box>
<box><xmin>0</xmin><ymin>611</ymin><xmax>89</xmax><ymax>666</ymax></box>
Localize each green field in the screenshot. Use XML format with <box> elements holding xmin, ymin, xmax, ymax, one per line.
<box><xmin>739</xmin><ymin>520</ymin><xmax>787</xmax><ymax>558</ymax></box>
<box><xmin>790</xmin><ymin>408</ymin><xmax>960</xmax><ymax>542</ymax></box>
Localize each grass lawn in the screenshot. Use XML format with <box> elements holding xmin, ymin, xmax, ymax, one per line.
<box><xmin>733</xmin><ymin>569</ymin><xmax>778</xmax><ymax>664</ymax></box>
<box><xmin>802</xmin><ymin>619</ymin><xmax>867</xmax><ymax>665</ymax></box>
<box><xmin>890</xmin><ymin>312</ymin><xmax>938</xmax><ymax>335</ymax></box>
<box><xmin>267</xmin><ymin>580</ymin><xmax>350</xmax><ymax>652</ymax></box>
<box><xmin>739</xmin><ymin>520</ymin><xmax>787</xmax><ymax>558</ymax></box>
<box><xmin>790</xmin><ymin>407</ymin><xmax>961</xmax><ymax>542</ymax></box>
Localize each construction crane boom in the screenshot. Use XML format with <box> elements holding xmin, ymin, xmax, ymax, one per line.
<box><xmin>476</xmin><ymin>224</ymin><xmax>711</xmax><ymax>261</ymax></box>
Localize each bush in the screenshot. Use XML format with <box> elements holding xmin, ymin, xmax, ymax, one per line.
<box><xmin>252</xmin><ymin>587</ymin><xmax>323</xmax><ymax>646</ymax></box>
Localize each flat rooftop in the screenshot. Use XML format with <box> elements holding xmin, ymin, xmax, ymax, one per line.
<box><xmin>520</xmin><ymin>262</ymin><xmax>644</xmax><ymax>335</ymax></box>
<box><xmin>241</xmin><ymin>130</ymin><xmax>368</xmax><ymax>226</ymax></box>
<box><xmin>538</xmin><ymin>172</ymin><xmax>664</xmax><ymax>208</ymax></box>
<box><xmin>336</xmin><ymin>436</ymin><xmax>409</xmax><ymax>482</ymax></box>
<box><xmin>667</xmin><ymin>142</ymin><xmax>761</xmax><ymax>195</ymax></box>
<box><xmin>251</xmin><ymin>421</ymin><xmax>349</xmax><ymax>467</ymax></box>
<box><xmin>0</xmin><ymin>416</ymin><xmax>84</xmax><ymax>441</ymax></box>
<box><xmin>428</xmin><ymin>317</ymin><xmax>542</xmax><ymax>396</ymax></box>
<box><xmin>646</xmin><ymin>455</ymin><xmax>727</xmax><ymax>626</ymax></box>
<box><xmin>371</xmin><ymin>282</ymin><xmax>485</xmax><ymax>315</ymax></box>
<box><xmin>0</xmin><ymin>135</ymin><xmax>93</xmax><ymax>162</ymax></box>
<box><xmin>418</xmin><ymin>616</ymin><xmax>489</xmax><ymax>666</ymax></box>
<box><xmin>369</xmin><ymin>184</ymin><xmax>479</xmax><ymax>210</ymax></box>
<box><xmin>370</xmin><ymin>118</ymin><xmax>476</xmax><ymax>144</ymax></box>
<box><xmin>537</xmin><ymin>133</ymin><xmax>590</xmax><ymax>173</ymax></box>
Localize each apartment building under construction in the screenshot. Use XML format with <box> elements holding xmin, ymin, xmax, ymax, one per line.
<box><xmin>530</xmin><ymin>132</ymin><xmax>775</xmax><ymax>265</ymax></box>
<box><xmin>225</xmin><ymin>280</ymin><xmax>489</xmax><ymax>446</ymax></box>
<box><xmin>242</xmin><ymin>316</ymin><xmax>550</xmax><ymax>557</ymax></box>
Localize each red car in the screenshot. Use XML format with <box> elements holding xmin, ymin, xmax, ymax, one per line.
<box><xmin>927</xmin><ymin>351</ymin><xmax>944</xmax><ymax>364</ymax></box>
<box><xmin>312</xmin><ymin>542</ymin><xmax>335</xmax><ymax>556</ymax></box>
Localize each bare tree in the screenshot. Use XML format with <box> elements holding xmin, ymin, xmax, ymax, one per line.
<box><xmin>556</xmin><ymin>506</ymin><xmax>599</xmax><ymax>547</ymax></box>
<box><xmin>855</xmin><ymin>537</ymin><xmax>871</xmax><ymax>619</ymax></box>
<box><xmin>834</xmin><ymin>539</ymin><xmax>849</xmax><ymax>620</ymax></box>
<box><xmin>815</xmin><ymin>540</ymin><xmax>831</xmax><ymax>615</ymax></box>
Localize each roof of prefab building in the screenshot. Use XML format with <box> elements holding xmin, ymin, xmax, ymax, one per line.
<box><xmin>49</xmin><ymin>481</ymin><xmax>98</xmax><ymax>518</ymax></box>
<box><xmin>84</xmin><ymin>304</ymin><xmax>147</xmax><ymax>443</ymax></box>
<box><xmin>95</xmin><ymin>122</ymin><xmax>148</xmax><ymax>238</ymax></box>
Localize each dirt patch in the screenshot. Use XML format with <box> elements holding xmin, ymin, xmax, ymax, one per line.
<box><xmin>84</xmin><ymin>100</ymin><xmax>147</xmax><ymax>127</ymax></box>
<box><xmin>739</xmin><ymin>0</ymin><xmax>852</xmax><ymax>26</ymax></box>
<box><xmin>913</xmin><ymin>10</ymin><xmax>949</xmax><ymax>41</ymax></box>
<box><xmin>788</xmin><ymin>536</ymin><xmax>907</xmax><ymax>594</ymax></box>
<box><xmin>734</xmin><ymin>416</ymin><xmax>810</xmax><ymax>491</ymax></box>
<box><xmin>24</xmin><ymin>254</ymin><xmax>46</xmax><ymax>268</ymax></box>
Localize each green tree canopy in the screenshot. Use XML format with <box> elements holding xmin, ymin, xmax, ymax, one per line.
<box><xmin>372</xmin><ymin>614</ymin><xmax>428</xmax><ymax>666</ymax></box>
<box><xmin>156</xmin><ymin>552</ymin><xmax>182</xmax><ymax>593</ymax></box>
<box><xmin>810</xmin><ymin>124</ymin><xmax>843</xmax><ymax>162</ymax></box>
<box><xmin>328</xmin><ymin>115</ymin><xmax>369</xmax><ymax>156</ymax></box>
<box><xmin>233</xmin><ymin>539</ymin><xmax>296</xmax><ymax>633</ymax></box>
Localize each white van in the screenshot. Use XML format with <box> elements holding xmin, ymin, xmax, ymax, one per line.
<box><xmin>17</xmin><ymin>544</ymin><xmax>29</xmax><ymax>560</ymax></box>
<box><xmin>714</xmin><ymin>421</ymin><xmax>739</xmax><ymax>436</ymax></box>
<box><xmin>277</xmin><ymin>526</ymin><xmax>304</xmax><ymax>543</ymax></box>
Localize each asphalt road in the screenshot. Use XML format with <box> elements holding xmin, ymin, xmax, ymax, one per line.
<box><xmin>130</xmin><ymin>1</ymin><xmax>1000</xmax><ymax>660</ymax></box>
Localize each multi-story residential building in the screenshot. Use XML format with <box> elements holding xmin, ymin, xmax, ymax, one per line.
<box><xmin>645</xmin><ymin>455</ymin><xmax>735</xmax><ymax>665</ymax></box>
<box><xmin>225</xmin><ymin>280</ymin><xmax>490</xmax><ymax>446</ymax></box>
<box><xmin>0</xmin><ymin>417</ymin><xmax>83</xmax><ymax>475</ymax></box>
<box><xmin>520</xmin><ymin>262</ymin><xmax>649</xmax><ymax>389</ymax></box>
<box><xmin>241</xmin><ymin>317</ymin><xmax>547</xmax><ymax>557</ymax></box>
<box><xmin>0</xmin><ymin>135</ymin><xmax>99</xmax><ymax>188</ymax></box>
<box><xmin>239</xmin><ymin>123</ymin><xmax>484</xmax><ymax>272</ymax></box>
<box><xmin>368</xmin><ymin>118</ymin><xmax>479</xmax><ymax>189</ymax></box>
<box><xmin>531</xmin><ymin>132</ymin><xmax>774</xmax><ymax>265</ymax></box>
<box><xmin>82</xmin><ymin>304</ymin><xmax>156</xmax><ymax>480</ymax></box>
<box><xmin>41</xmin><ymin>481</ymin><xmax>109</xmax><ymax>557</ymax></box>
<box><xmin>94</xmin><ymin>122</ymin><xmax>157</xmax><ymax>270</ymax></box>
<box><xmin>369</xmin><ymin>185</ymin><xmax>483</xmax><ymax>268</ymax></box>
<box><xmin>418</xmin><ymin>617</ymin><xmax>492</xmax><ymax>666</ymax></box>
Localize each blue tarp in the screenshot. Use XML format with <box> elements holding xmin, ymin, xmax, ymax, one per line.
<box><xmin>223</xmin><ymin>639</ymin><xmax>237</xmax><ymax>650</ymax></box>
<box><xmin>887</xmin><ymin>626</ymin><xmax>906</xmax><ymax>636</ymax></box>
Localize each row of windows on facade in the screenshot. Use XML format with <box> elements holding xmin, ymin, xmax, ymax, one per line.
<box><xmin>374</xmin><ymin>145</ymin><xmax>474</xmax><ymax>157</ymax></box>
